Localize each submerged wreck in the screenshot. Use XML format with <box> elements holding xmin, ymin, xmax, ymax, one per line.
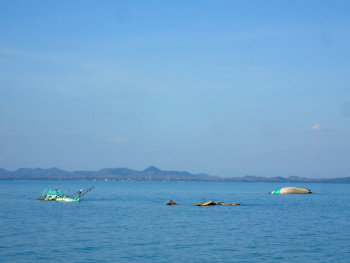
<box><xmin>195</xmin><ymin>200</ymin><xmax>240</xmax><ymax>206</ymax></box>
<box><xmin>38</xmin><ymin>186</ymin><xmax>94</xmax><ymax>202</ymax></box>
<box><xmin>167</xmin><ymin>200</ymin><xmax>179</xmax><ymax>205</ymax></box>
<box><xmin>270</xmin><ymin>187</ymin><xmax>312</xmax><ymax>194</ymax></box>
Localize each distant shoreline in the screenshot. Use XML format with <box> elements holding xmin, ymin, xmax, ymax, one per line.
<box><xmin>1</xmin><ymin>166</ymin><xmax>349</xmax><ymax>183</ymax></box>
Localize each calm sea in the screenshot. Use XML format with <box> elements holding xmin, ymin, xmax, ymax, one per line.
<box><xmin>0</xmin><ymin>181</ymin><xmax>349</xmax><ymax>262</ymax></box>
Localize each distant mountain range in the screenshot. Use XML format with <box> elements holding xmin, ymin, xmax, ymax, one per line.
<box><xmin>0</xmin><ymin>166</ymin><xmax>349</xmax><ymax>183</ymax></box>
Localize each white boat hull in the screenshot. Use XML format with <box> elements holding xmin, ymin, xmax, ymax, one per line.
<box><xmin>271</xmin><ymin>187</ymin><xmax>312</xmax><ymax>194</ymax></box>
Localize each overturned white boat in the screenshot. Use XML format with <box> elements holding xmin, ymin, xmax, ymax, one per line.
<box><xmin>270</xmin><ymin>187</ymin><xmax>312</xmax><ymax>194</ymax></box>
<box><xmin>38</xmin><ymin>186</ymin><xmax>94</xmax><ymax>201</ymax></box>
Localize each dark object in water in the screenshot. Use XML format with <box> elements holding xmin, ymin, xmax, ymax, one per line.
<box><xmin>195</xmin><ymin>200</ymin><xmax>240</xmax><ymax>206</ymax></box>
<box><xmin>270</xmin><ymin>187</ymin><xmax>312</xmax><ymax>194</ymax></box>
<box><xmin>167</xmin><ymin>200</ymin><xmax>179</xmax><ymax>205</ymax></box>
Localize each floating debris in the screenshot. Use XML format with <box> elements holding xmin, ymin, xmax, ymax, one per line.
<box><xmin>270</xmin><ymin>187</ymin><xmax>312</xmax><ymax>194</ymax></box>
<box><xmin>195</xmin><ymin>200</ymin><xmax>240</xmax><ymax>206</ymax></box>
<box><xmin>167</xmin><ymin>200</ymin><xmax>179</xmax><ymax>205</ymax></box>
<box><xmin>38</xmin><ymin>186</ymin><xmax>94</xmax><ymax>202</ymax></box>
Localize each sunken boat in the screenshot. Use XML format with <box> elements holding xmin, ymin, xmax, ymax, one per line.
<box><xmin>38</xmin><ymin>186</ymin><xmax>94</xmax><ymax>202</ymax></box>
<box><xmin>195</xmin><ymin>200</ymin><xmax>240</xmax><ymax>206</ymax></box>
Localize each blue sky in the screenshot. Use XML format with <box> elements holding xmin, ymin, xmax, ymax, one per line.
<box><xmin>1</xmin><ymin>1</ymin><xmax>350</xmax><ymax>178</ymax></box>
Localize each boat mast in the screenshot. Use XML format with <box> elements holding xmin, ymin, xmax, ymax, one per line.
<box><xmin>76</xmin><ymin>186</ymin><xmax>94</xmax><ymax>200</ymax></box>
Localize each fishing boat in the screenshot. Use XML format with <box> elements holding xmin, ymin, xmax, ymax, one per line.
<box><xmin>38</xmin><ymin>186</ymin><xmax>94</xmax><ymax>202</ymax></box>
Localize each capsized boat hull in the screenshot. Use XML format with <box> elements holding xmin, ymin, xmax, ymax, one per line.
<box><xmin>270</xmin><ymin>187</ymin><xmax>312</xmax><ymax>194</ymax></box>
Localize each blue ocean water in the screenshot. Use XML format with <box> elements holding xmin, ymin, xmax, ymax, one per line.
<box><xmin>0</xmin><ymin>181</ymin><xmax>350</xmax><ymax>262</ymax></box>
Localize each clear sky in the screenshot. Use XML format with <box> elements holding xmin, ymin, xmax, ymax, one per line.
<box><xmin>1</xmin><ymin>1</ymin><xmax>350</xmax><ymax>178</ymax></box>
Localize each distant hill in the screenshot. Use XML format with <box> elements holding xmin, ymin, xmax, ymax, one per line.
<box><xmin>0</xmin><ymin>166</ymin><xmax>349</xmax><ymax>183</ymax></box>
<box><xmin>0</xmin><ymin>166</ymin><xmax>217</xmax><ymax>181</ymax></box>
